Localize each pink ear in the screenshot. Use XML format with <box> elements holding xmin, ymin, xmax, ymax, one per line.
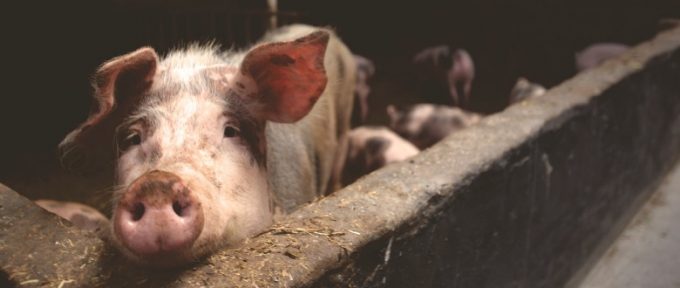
<box><xmin>240</xmin><ymin>31</ymin><xmax>329</xmax><ymax>123</ymax></box>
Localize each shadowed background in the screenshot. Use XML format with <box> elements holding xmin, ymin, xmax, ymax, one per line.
<box><xmin>1</xmin><ymin>0</ymin><xmax>678</xmax><ymax>198</ymax></box>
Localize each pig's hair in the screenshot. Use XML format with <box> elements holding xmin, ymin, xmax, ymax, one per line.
<box><xmin>162</xmin><ymin>42</ymin><xmax>245</xmax><ymax>69</ymax></box>
<box><xmin>153</xmin><ymin>43</ymin><xmax>245</xmax><ymax>95</ymax></box>
<box><xmin>123</xmin><ymin>43</ymin><xmax>249</xmax><ymax>127</ymax></box>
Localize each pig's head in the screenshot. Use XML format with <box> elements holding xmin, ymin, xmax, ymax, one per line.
<box><xmin>508</xmin><ymin>77</ymin><xmax>546</xmax><ymax>104</ymax></box>
<box><xmin>59</xmin><ymin>31</ymin><xmax>330</xmax><ymax>266</ymax></box>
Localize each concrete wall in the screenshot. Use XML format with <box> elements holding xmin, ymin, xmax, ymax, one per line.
<box><xmin>1</xmin><ymin>27</ymin><xmax>679</xmax><ymax>288</ymax></box>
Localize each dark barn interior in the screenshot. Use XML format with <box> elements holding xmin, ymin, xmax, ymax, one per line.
<box><xmin>0</xmin><ymin>0</ymin><xmax>678</xmax><ymax>241</ymax></box>
<box><xmin>1</xmin><ymin>1</ymin><xmax>680</xmax><ymax>287</ymax></box>
<box><xmin>2</xmin><ymin>0</ymin><xmax>678</xmax><ymax>200</ymax></box>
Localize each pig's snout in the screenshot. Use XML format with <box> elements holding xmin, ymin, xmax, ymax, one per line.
<box><xmin>114</xmin><ymin>170</ymin><xmax>204</xmax><ymax>259</ymax></box>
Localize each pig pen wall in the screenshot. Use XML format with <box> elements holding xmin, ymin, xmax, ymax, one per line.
<box><xmin>1</xmin><ymin>24</ymin><xmax>680</xmax><ymax>288</ymax></box>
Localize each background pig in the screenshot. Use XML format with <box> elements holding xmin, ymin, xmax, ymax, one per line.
<box><xmin>387</xmin><ymin>104</ymin><xmax>482</xmax><ymax>150</ymax></box>
<box><xmin>575</xmin><ymin>43</ymin><xmax>629</xmax><ymax>72</ymax></box>
<box><xmin>341</xmin><ymin>126</ymin><xmax>419</xmax><ymax>185</ymax></box>
<box><xmin>351</xmin><ymin>54</ymin><xmax>376</xmax><ymax>126</ymax></box>
<box><xmin>658</xmin><ymin>18</ymin><xmax>680</xmax><ymax>32</ymax></box>
<box><xmin>412</xmin><ymin>45</ymin><xmax>475</xmax><ymax>107</ymax></box>
<box><xmin>35</xmin><ymin>199</ymin><xmax>109</xmax><ymax>236</ymax></box>
<box><xmin>58</xmin><ymin>24</ymin><xmax>355</xmax><ymax>266</ymax></box>
<box><xmin>259</xmin><ymin>25</ymin><xmax>357</xmax><ymax>197</ymax></box>
<box><xmin>508</xmin><ymin>77</ymin><xmax>547</xmax><ymax>104</ymax></box>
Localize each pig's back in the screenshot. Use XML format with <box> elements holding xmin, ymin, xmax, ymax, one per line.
<box><xmin>264</xmin><ymin>25</ymin><xmax>356</xmax><ymax>212</ymax></box>
<box><xmin>576</xmin><ymin>43</ymin><xmax>629</xmax><ymax>71</ymax></box>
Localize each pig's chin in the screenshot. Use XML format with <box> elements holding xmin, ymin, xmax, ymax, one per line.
<box><xmin>110</xmin><ymin>162</ymin><xmax>273</xmax><ymax>267</ymax></box>
<box><xmin>109</xmin><ymin>225</ymin><xmax>199</xmax><ymax>267</ymax></box>
<box><xmin>112</xmin><ymin>229</ymin><xmax>254</xmax><ymax>268</ymax></box>
<box><xmin>117</xmin><ymin>244</ymin><xmax>200</xmax><ymax>268</ymax></box>
<box><xmin>110</xmin><ymin>215</ymin><xmax>260</xmax><ymax>268</ymax></box>
<box><xmin>111</xmin><ymin>230</ymin><xmax>215</xmax><ymax>267</ymax></box>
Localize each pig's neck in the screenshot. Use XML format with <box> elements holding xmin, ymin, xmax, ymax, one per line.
<box><xmin>264</xmin><ymin>121</ymin><xmax>320</xmax><ymax>213</ymax></box>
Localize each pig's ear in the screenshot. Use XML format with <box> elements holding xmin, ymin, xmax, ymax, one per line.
<box><xmin>86</xmin><ymin>47</ymin><xmax>158</xmax><ymax>129</ymax></box>
<box><xmin>59</xmin><ymin>47</ymin><xmax>158</xmax><ymax>172</ymax></box>
<box><xmin>239</xmin><ymin>31</ymin><xmax>329</xmax><ymax>123</ymax></box>
<box><xmin>386</xmin><ymin>105</ymin><xmax>400</xmax><ymax>121</ymax></box>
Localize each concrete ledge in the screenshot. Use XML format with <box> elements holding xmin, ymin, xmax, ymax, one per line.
<box><xmin>578</xmin><ymin>159</ymin><xmax>680</xmax><ymax>288</ymax></box>
<box><xmin>1</xmin><ymin>27</ymin><xmax>680</xmax><ymax>287</ymax></box>
<box><xmin>0</xmin><ymin>183</ymin><xmax>109</xmax><ymax>287</ymax></box>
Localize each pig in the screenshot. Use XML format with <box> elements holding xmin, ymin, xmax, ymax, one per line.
<box><xmin>57</xmin><ymin>24</ymin><xmax>356</xmax><ymax>266</ymax></box>
<box><xmin>575</xmin><ymin>43</ymin><xmax>629</xmax><ymax>72</ymax></box>
<box><xmin>351</xmin><ymin>54</ymin><xmax>376</xmax><ymax>125</ymax></box>
<box><xmin>412</xmin><ymin>46</ymin><xmax>475</xmax><ymax>107</ymax></box>
<box><xmin>387</xmin><ymin>104</ymin><xmax>482</xmax><ymax>150</ymax></box>
<box><xmin>35</xmin><ymin>199</ymin><xmax>109</xmax><ymax>236</ymax></box>
<box><xmin>508</xmin><ymin>77</ymin><xmax>547</xmax><ymax>104</ymax></box>
<box><xmin>341</xmin><ymin>126</ymin><xmax>419</xmax><ymax>186</ymax></box>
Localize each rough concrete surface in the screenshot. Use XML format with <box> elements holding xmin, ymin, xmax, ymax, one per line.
<box><xmin>0</xmin><ymin>27</ymin><xmax>679</xmax><ymax>288</ymax></box>
<box><xmin>578</xmin><ymin>160</ymin><xmax>680</xmax><ymax>288</ymax></box>
<box><xmin>0</xmin><ymin>183</ymin><xmax>111</xmax><ymax>287</ymax></box>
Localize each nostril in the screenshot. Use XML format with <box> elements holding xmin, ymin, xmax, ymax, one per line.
<box><xmin>172</xmin><ymin>201</ymin><xmax>185</xmax><ymax>217</ymax></box>
<box><xmin>131</xmin><ymin>202</ymin><xmax>145</xmax><ymax>221</ymax></box>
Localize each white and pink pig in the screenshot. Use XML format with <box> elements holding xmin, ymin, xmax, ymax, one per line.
<box><xmin>54</xmin><ymin>24</ymin><xmax>356</xmax><ymax>266</ymax></box>
<box><xmin>387</xmin><ymin>104</ymin><xmax>482</xmax><ymax>150</ymax></box>
<box><xmin>341</xmin><ymin>126</ymin><xmax>419</xmax><ymax>185</ymax></box>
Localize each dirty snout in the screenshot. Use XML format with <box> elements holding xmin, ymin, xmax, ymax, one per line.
<box><xmin>113</xmin><ymin>170</ymin><xmax>204</xmax><ymax>263</ymax></box>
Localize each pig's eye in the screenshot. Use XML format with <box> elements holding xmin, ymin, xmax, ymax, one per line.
<box><xmin>223</xmin><ymin>125</ymin><xmax>240</xmax><ymax>138</ymax></box>
<box><xmin>119</xmin><ymin>131</ymin><xmax>142</xmax><ymax>151</ymax></box>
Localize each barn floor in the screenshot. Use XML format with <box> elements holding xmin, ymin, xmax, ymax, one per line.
<box><xmin>578</xmin><ymin>159</ymin><xmax>680</xmax><ymax>288</ymax></box>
